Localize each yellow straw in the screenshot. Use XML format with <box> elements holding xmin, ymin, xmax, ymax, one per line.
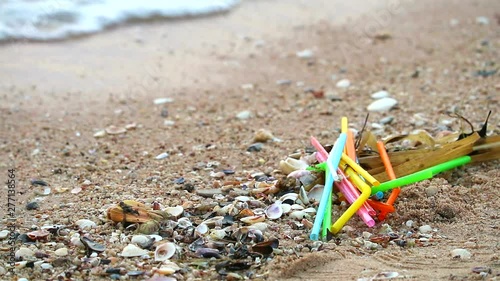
<box><xmin>341</xmin><ymin>153</ymin><xmax>380</xmax><ymax>186</ymax></box>
<box><xmin>330</xmin><ymin>166</ymin><xmax>371</xmax><ymax>233</ymax></box>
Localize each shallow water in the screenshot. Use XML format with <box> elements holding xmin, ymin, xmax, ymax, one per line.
<box><xmin>0</xmin><ymin>0</ymin><xmax>240</xmax><ymax>41</ymax></box>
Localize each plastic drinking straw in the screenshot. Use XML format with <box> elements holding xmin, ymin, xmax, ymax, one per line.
<box><xmin>376</xmin><ymin>141</ymin><xmax>399</xmax><ymax>221</ymax></box>
<box><xmin>310</xmin><ymin>133</ymin><xmax>347</xmax><ymax>240</ymax></box>
<box><xmin>371</xmin><ymin>155</ymin><xmax>472</xmax><ymax>194</ymax></box>
<box><xmin>341</xmin><ymin>153</ymin><xmax>380</xmax><ymax>186</ymax></box>
<box><xmin>346</xmin><ymin>129</ymin><xmax>357</xmax><ymax>161</ymax></box>
<box><xmin>330</xmin><ymin>166</ymin><xmax>373</xmax><ymax>233</ymax></box>
<box><xmin>336</xmin><ymin>169</ymin><xmax>376</xmax><ymax>222</ymax></box>
<box><xmin>310</xmin><ymin>136</ymin><xmax>328</xmax><ymax>162</ymax></box>
<box><xmin>366</xmin><ymin>199</ymin><xmax>395</xmax><ymax>213</ymax></box>
<box><xmin>321</xmin><ymin>167</ymin><xmax>333</xmax><ymax>240</ymax></box>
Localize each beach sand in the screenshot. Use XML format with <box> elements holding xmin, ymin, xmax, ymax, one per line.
<box><xmin>0</xmin><ymin>0</ymin><xmax>499</xmax><ymax>280</ymax></box>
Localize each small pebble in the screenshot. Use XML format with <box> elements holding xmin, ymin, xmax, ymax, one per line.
<box><xmin>240</xmin><ymin>83</ymin><xmax>254</xmax><ymax>90</ymax></box>
<box><xmin>93</xmin><ymin>130</ymin><xmax>106</xmax><ymax>138</ymax></box>
<box><xmin>419</xmin><ymin>225</ymin><xmax>433</xmax><ymax>234</ymax></box>
<box><xmin>0</xmin><ymin>230</ymin><xmax>9</xmax><ymax>239</ymax></box>
<box><xmin>276</xmin><ymin>79</ymin><xmax>292</xmax><ymax>85</ymax></box>
<box><xmin>247</xmin><ymin>143</ymin><xmax>263</xmax><ymax>152</ymax></box>
<box><xmin>380</xmin><ymin>116</ymin><xmax>394</xmax><ymax>125</ymax></box>
<box><xmin>153</xmin><ymin>97</ymin><xmax>174</xmax><ymax>105</ymax></box>
<box><xmin>196</xmin><ymin>189</ymin><xmax>224</xmax><ymax>198</ymax></box>
<box><xmin>26</xmin><ymin>202</ymin><xmax>39</xmax><ymax>210</ymax></box>
<box><xmin>425</xmin><ymin>186</ymin><xmax>439</xmax><ymax>197</ymax></box>
<box><xmin>405</xmin><ymin>220</ymin><xmax>414</xmax><ymax>227</ymax></box>
<box><xmin>451</xmin><ymin>248</ymin><xmax>472</xmax><ymax>259</ymax></box>
<box><xmin>367</xmin><ymin>97</ymin><xmax>398</xmax><ymax>112</ymax></box>
<box><xmin>54</xmin><ymin>248</ymin><xmax>68</xmax><ymax>256</ymax></box>
<box><xmin>476</xmin><ymin>16</ymin><xmax>489</xmax><ymax>25</ymax></box>
<box><xmin>236</xmin><ymin>110</ymin><xmax>252</xmax><ymax>120</ymax></box>
<box><xmin>155</xmin><ymin>152</ymin><xmax>169</xmax><ymax>160</ymax></box>
<box><xmin>371</xmin><ymin>90</ymin><xmax>390</xmax><ymax>99</ymax></box>
<box><xmin>296</xmin><ymin>49</ymin><xmax>314</xmax><ymax>59</ymax></box>
<box><xmin>0</xmin><ymin>266</ymin><xmax>6</xmax><ymax>275</ymax></box>
<box><xmin>336</xmin><ymin>79</ymin><xmax>351</xmax><ymax>88</ymax></box>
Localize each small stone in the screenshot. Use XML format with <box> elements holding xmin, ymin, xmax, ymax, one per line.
<box><xmin>449</xmin><ymin>18</ymin><xmax>459</xmax><ymax>26</ymax></box>
<box><xmin>54</xmin><ymin>248</ymin><xmax>68</xmax><ymax>256</ymax></box>
<box><xmin>26</xmin><ymin>202</ymin><xmax>39</xmax><ymax>210</ymax></box>
<box><xmin>15</xmin><ymin>247</ymin><xmax>35</xmax><ymax>259</ymax></box>
<box><xmin>0</xmin><ymin>266</ymin><xmax>6</xmax><ymax>275</ymax></box>
<box><xmin>153</xmin><ymin>97</ymin><xmax>174</xmax><ymax>105</ymax></box>
<box><xmin>236</xmin><ymin>110</ymin><xmax>252</xmax><ymax>120</ymax></box>
<box><xmin>196</xmin><ymin>189</ymin><xmax>224</xmax><ymax>198</ymax></box>
<box><xmin>240</xmin><ymin>84</ymin><xmax>254</xmax><ymax>90</ymax></box>
<box><xmin>405</xmin><ymin>220</ymin><xmax>414</xmax><ymax>227</ymax></box>
<box><xmin>476</xmin><ymin>16</ymin><xmax>489</xmax><ymax>25</ymax></box>
<box><xmin>336</xmin><ymin>79</ymin><xmax>350</xmax><ymax>88</ymax></box>
<box><xmin>155</xmin><ymin>152</ymin><xmax>169</xmax><ymax>160</ymax></box>
<box><xmin>296</xmin><ymin>49</ymin><xmax>314</xmax><ymax>59</ymax></box>
<box><xmin>425</xmin><ymin>186</ymin><xmax>439</xmax><ymax>197</ymax></box>
<box><xmin>419</xmin><ymin>225</ymin><xmax>433</xmax><ymax>234</ymax></box>
<box><xmin>371</xmin><ymin>90</ymin><xmax>390</xmax><ymax>99</ymax></box>
<box><xmin>276</xmin><ymin>79</ymin><xmax>292</xmax><ymax>85</ymax></box>
<box><xmin>254</xmin><ymin>129</ymin><xmax>275</xmax><ymax>143</ymax></box>
<box><xmin>451</xmin><ymin>248</ymin><xmax>472</xmax><ymax>259</ymax></box>
<box><xmin>93</xmin><ymin>130</ymin><xmax>106</xmax><ymax>138</ymax></box>
<box><xmin>105</xmin><ymin>125</ymin><xmax>126</xmax><ymax>135</ymax></box>
<box><xmin>164</xmin><ymin>120</ymin><xmax>175</xmax><ymax>126</ymax></box>
<box><xmin>380</xmin><ymin>116</ymin><xmax>394</xmax><ymax>125</ymax></box>
<box><xmin>367</xmin><ymin>97</ymin><xmax>398</xmax><ymax>112</ymax></box>
<box><xmin>0</xmin><ymin>230</ymin><xmax>9</xmax><ymax>239</ymax></box>
<box><xmin>247</xmin><ymin>143</ymin><xmax>263</xmax><ymax>152</ymax></box>
<box><xmin>40</xmin><ymin>263</ymin><xmax>53</xmax><ymax>270</ymax></box>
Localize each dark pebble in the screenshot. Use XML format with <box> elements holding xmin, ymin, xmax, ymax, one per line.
<box><xmin>247</xmin><ymin>143</ymin><xmax>263</xmax><ymax>152</ymax></box>
<box><xmin>26</xmin><ymin>202</ymin><xmax>39</xmax><ymax>210</ymax></box>
<box><xmin>31</xmin><ymin>179</ymin><xmax>48</xmax><ymax>186</ymax></box>
<box><xmin>222</xmin><ymin>169</ymin><xmax>235</xmax><ymax>175</ymax></box>
<box><xmin>106</xmin><ymin>268</ymin><xmax>123</xmax><ymax>275</ymax></box>
<box><xmin>127</xmin><ymin>271</ymin><xmax>145</xmax><ymax>276</ymax></box>
<box><xmin>183</xmin><ymin>183</ymin><xmax>195</xmax><ymax>192</ymax></box>
<box><xmin>110</xmin><ymin>274</ymin><xmax>121</xmax><ymax>280</ymax></box>
<box><xmin>160</xmin><ymin>108</ymin><xmax>169</xmax><ymax>117</ymax></box>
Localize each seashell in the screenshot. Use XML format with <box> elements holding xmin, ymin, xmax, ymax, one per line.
<box><xmin>195</xmin><ymin>224</ymin><xmax>209</xmax><ymax>236</ymax></box>
<box><xmin>121</xmin><ymin>244</ymin><xmax>148</xmax><ymax>257</ymax></box>
<box><xmin>131</xmin><ymin>235</ymin><xmax>155</xmax><ymax>249</ymax></box>
<box><xmin>0</xmin><ymin>230</ymin><xmax>10</xmax><ymax>239</ymax></box>
<box><xmin>27</xmin><ymin>229</ymin><xmax>51</xmax><ymax>241</ymax></box>
<box><xmin>240</xmin><ymin>215</ymin><xmax>265</xmax><ymax>225</ymax></box>
<box><xmin>303</xmin><ymin>207</ymin><xmax>317</xmax><ymax>214</ymax></box>
<box><xmin>367</xmin><ymin>97</ymin><xmax>398</xmax><ymax>112</ymax></box>
<box><xmin>248</xmin><ymin>222</ymin><xmax>268</xmax><ymax>232</ymax></box>
<box><xmin>93</xmin><ymin>130</ymin><xmax>106</xmax><ymax>138</ymax></box>
<box><xmin>289</xmin><ymin>210</ymin><xmax>306</xmax><ymax>220</ymax></box>
<box><xmin>54</xmin><ymin>247</ymin><xmax>68</xmax><ymax>256</ymax></box>
<box><xmin>281</xmin><ymin>203</ymin><xmax>292</xmax><ymax>214</ymax></box>
<box><xmin>336</xmin><ymin>79</ymin><xmax>351</xmax><ymax>88</ymax></box>
<box><xmin>371</xmin><ymin>90</ymin><xmax>390</xmax><ymax>99</ymax></box>
<box><xmin>234</xmin><ymin>196</ymin><xmax>252</xmax><ymax>202</ymax></box>
<box><xmin>279</xmin><ymin>158</ymin><xmax>309</xmax><ymax>175</ymax></box>
<box><xmin>155</xmin><ymin>152</ymin><xmax>169</xmax><ymax>160</ymax></box>
<box><xmin>298</xmin><ymin>186</ymin><xmax>309</xmax><ymax>205</ymax></box>
<box><xmin>301</xmin><ymin>219</ymin><xmax>313</xmax><ymax>229</ymax></box>
<box><xmin>287</xmin><ymin>169</ymin><xmax>311</xmax><ymax>179</ymax></box>
<box><xmin>34</xmin><ymin>186</ymin><xmax>51</xmax><ymax>196</ymax></box>
<box><xmin>15</xmin><ymin>247</ymin><xmax>35</xmax><ymax>259</ymax></box>
<box><xmin>202</xmin><ymin>216</ymin><xmax>224</xmax><ymax>227</ymax></box>
<box><xmin>251</xmin><ymin>238</ymin><xmax>279</xmax><ymax>256</ymax></box>
<box><xmin>154</xmin><ymin>242</ymin><xmax>176</xmax><ymax>262</ymax></box>
<box><xmin>149</xmin><ymin>235</ymin><xmax>163</xmax><ymax>242</ymax></box>
<box><xmin>156</xmin><ymin>261</ymin><xmax>180</xmax><ymax>275</ymax></box>
<box><xmin>80</xmin><ymin>237</ymin><xmax>106</xmax><ymax>253</ymax></box>
<box><xmin>237</xmin><ymin>208</ymin><xmax>255</xmax><ymax>217</ymax></box>
<box><xmin>71</xmin><ymin>186</ymin><xmax>82</xmax><ymax>194</ymax></box>
<box><xmin>105</xmin><ymin>125</ymin><xmax>126</xmax><ymax>135</ymax></box>
<box><xmin>307</xmin><ymin>185</ymin><xmax>324</xmax><ymax>202</ymax></box>
<box><xmin>176</xmin><ymin>217</ymin><xmax>193</xmax><ymax>229</ymax></box>
<box><xmin>254</xmin><ymin>129</ymin><xmax>275</xmax><ymax>143</ymax></box>
<box><xmin>164</xmin><ymin>206</ymin><xmax>183</xmax><ymax>217</ymax></box>
<box><xmin>136</xmin><ymin>220</ymin><xmax>160</xmax><ymax>235</ymax></box>
<box><xmin>75</xmin><ymin>219</ymin><xmax>96</xmax><ymax>230</ymax></box>
<box><xmin>265</xmin><ymin>202</ymin><xmax>283</xmax><ymax>220</ymax></box>
<box><xmin>279</xmin><ymin>193</ymin><xmax>298</xmax><ymax>203</ymax></box>
<box><xmin>209</xmin><ymin>229</ymin><xmax>227</xmax><ymax>240</ymax></box>
<box><xmin>196</xmin><ymin>248</ymin><xmax>221</xmax><ymax>259</ymax></box>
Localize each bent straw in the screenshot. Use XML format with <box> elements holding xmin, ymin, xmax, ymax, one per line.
<box><xmin>310</xmin><ymin>133</ymin><xmax>347</xmax><ymax>240</ymax></box>
<box><xmin>341</xmin><ymin>153</ymin><xmax>380</xmax><ymax>186</ymax></box>
<box><xmin>331</xmin><ymin>167</ymin><xmax>373</xmax><ymax>233</ymax></box>
<box><xmin>336</xmin><ymin>169</ymin><xmax>376</xmax><ymax>224</ymax></box>
<box><xmin>370</xmin><ymin>155</ymin><xmax>472</xmax><ymax>194</ymax></box>
<box><xmin>376</xmin><ymin>141</ymin><xmax>399</xmax><ymax>221</ymax></box>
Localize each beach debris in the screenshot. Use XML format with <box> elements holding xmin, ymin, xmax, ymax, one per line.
<box><xmin>80</xmin><ymin>236</ymin><xmax>106</xmax><ymax>256</ymax></box>
<box><xmin>296</xmin><ymin>49</ymin><xmax>314</xmax><ymax>59</ymax></box>
<box><xmin>26</xmin><ymin>201</ymin><xmax>39</xmax><ymax>210</ymax></box>
<box><xmin>236</xmin><ymin>110</ymin><xmax>253</xmax><ymax>120</ymax></box>
<box><xmin>451</xmin><ymin>248</ymin><xmax>472</xmax><ymax>259</ymax></box>
<box><xmin>105</xmin><ymin>125</ymin><xmax>127</xmax><ymax>135</ymax></box>
<box><xmin>75</xmin><ymin>219</ymin><xmax>97</xmax><ymax>230</ymax></box>
<box><xmin>93</xmin><ymin>130</ymin><xmax>106</xmax><ymax>138</ymax></box>
<box><xmin>475</xmin><ymin>16</ymin><xmax>489</xmax><ymax>25</ymax></box>
<box><xmin>247</xmin><ymin>142</ymin><xmax>264</xmax><ymax>152</ymax></box>
<box><xmin>254</xmin><ymin>129</ymin><xmax>277</xmax><ymax>143</ymax></box>
<box><xmin>371</xmin><ymin>90</ymin><xmax>390</xmax><ymax>99</ymax></box>
<box><xmin>121</xmin><ymin>244</ymin><xmax>148</xmax><ymax>257</ymax></box>
<box><xmin>154</xmin><ymin>242</ymin><xmax>176</xmax><ymax>261</ymax></box>
<box><xmin>153</xmin><ymin>97</ymin><xmax>174</xmax><ymax>105</ymax></box>
<box><xmin>155</xmin><ymin>152</ymin><xmax>169</xmax><ymax>160</ymax></box>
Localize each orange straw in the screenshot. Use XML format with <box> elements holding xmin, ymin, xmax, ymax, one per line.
<box><xmin>346</xmin><ymin>129</ymin><xmax>357</xmax><ymax>161</ymax></box>
<box><xmin>375</xmin><ymin>141</ymin><xmax>400</xmax><ymax>221</ymax></box>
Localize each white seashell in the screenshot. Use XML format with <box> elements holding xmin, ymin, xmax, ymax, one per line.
<box><xmin>336</xmin><ymin>79</ymin><xmax>351</xmax><ymax>88</ymax></box>
<box><xmin>0</xmin><ymin>230</ymin><xmax>10</xmax><ymax>239</ymax></box>
<box><xmin>195</xmin><ymin>223</ymin><xmax>209</xmax><ymax>236</ymax></box>
<box><xmin>156</xmin><ymin>261</ymin><xmax>180</xmax><ymax>275</ymax></box>
<box><xmin>265</xmin><ymin>202</ymin><xmax>283</xmax><ymax>220</ymax></box>
<box><xmin>71</xmin><ymin>236</ymin><xmax>84</xmax><ymax>247</ymax></box>
<box><xmin>252</xmin><ymin>208</ymin><xmax>265</xmax><ymax>216</ymax></box>
<box><xmin>281</xmin><ymin>203</ymin><xmax>292</xmax><ymax>214</ymax></box>
<box><xmin>75</xmin><ymin>219</ymin><xmax>96</xmax><ymax>230</ymax></box>
<box><xmin>15</xmin><ymin>261</ymin><xmax>27</xmax><ymax>269</ymax></box>
<box><xmin>367</xmin><ymin>97</ymin><xmax>398</xmax><ymax>112</ymax></box>
<box><xmin>93</xmin><ymin>130</ymin><xmax>106</xmax><ymax>138</ymax></box>
<box><xmin>298</xmin><ymin>186</ymin><xmax>309</xmax><ymax>205</ymax></box>
<box><xmin>149</xmin><ymin>235</ymin><xmax>163</xmax><ymax>242</ymax></box>
<box><xmin>371</xmin><ymin>90</ymin><xmax>390</xmax><ymax>99</ymax></box>
<box><xmin>202</xmin><ymin>216</ymin><xmax>224</xmax><ymax>227</ymax></box>
<box><xmin>164</xmin><ymin>206</ymin><xmax>183</xmax><ymax>217</ymax></box>
<box><xmin>296</xmin><ymin>49</ymin><xmax>314</xmax><ymax>59</ymax></box>
<box><xmin>71</xmin><ymin>186</ymin><xmax>82</xmax><ymax>194</ymax></box>
<box><xmin>240</xmin><ymin>215</ymin><xmax>266</xmax><ymax>224</ymax></box>
<box><xmin>279</xmin><ymin>193</ymin><xmax>298</xmax><ymax>203</ymax></box>
<box><xmin>248</xmin><ymin>222</ymin><xmax>269</xmax><ymax>232</ymax></box>
<box><xmin>287</xmin><ymin>169</ymin><xmax>311</xmax><ymax>179</ymax></box>
<box><xmin>236</xmin><ymin>110</ymin><xmax>252</xmax><ymax>120</ymax></box>
<box><xmin>121</xmin><ymin>244</ymin><xmax>149</xmax><ymax>257</ymax></box>
<box><xmin>153</xmin><ymin>97</ymin><xmax>174</xmax><ymax>105</ymax></box>
<box><xmin>303</xmin><ymin>207</ymin><xmax>317</xmax><ymax>214</ymax></box>
<box><xmin>289</xmin><ymin>210</ymin><xmax>306</xmax><ymax>220</ymax></box>
<box><xmin>307</xmin><ymin>185</ymin><xmax>324</xmax><ymax>202</ymax></box>
<box><xmin>105</xmin><ymin>125</ymin><xmax>126</xmax><ymax>135</ymax></box>
<box><xmin>15</xmin><ymin>247</ymin><xmax>34</xmax><ymax>259</ymax></box>
<box><xmin>279</xmin><ymin>158</ymin><xmax>309</xmax><ymax>175</ymax></box>
<box><xmin>209</xmin><ymin>229</ymin><xmax>227</xmax><ymax>240</ymax></box>
<box><xmin>155</xmin><ymin>152</ymin><xmax>169</xmax><ymax>160</ymax></box>
<box><xmin>290</xmin><ymin>204</ymin><xmax>304</xmax><ymax>210</ymax></box>
<box><xmin>131</xmin><ymin>235</ymin><xmax>154</xmax><ymax>248</ymax></box>
<box><xmin>154</xmin><ymin>242</ymin><xmax>176</xmax><ymax>261</ymax></box>
<box><xmin>234</xmin><ymin>196</ymin><xmax>252</xmax><ymax>202</ymax></box>
<box><xmin>177</xmin><ymin>217</ymin><xmax>193</xmax><ymax>229</ymax></box>
<box><xmin>40</xmin><ymin>263</ymin><xmax>53</xmax><ymax>270</ymax></box>
<box><xmin>54</xmin><ymin>247</ymin><xmax>68</xmax><ymax>256</ymax></box>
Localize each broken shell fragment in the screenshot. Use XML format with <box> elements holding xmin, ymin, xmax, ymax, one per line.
<box><xmin>298</xmin><ymin>186</ymin><xmax>309</xmax><ymax>205</ymax></box>
<box><xmin>254</xmin><ymin>129</ymin><xmax>275</xmax><ymax>143</ymax></box>
<box><xmin>105</xmin><ymin>125</ymin><xmax>127</xmax><ymax>135</ymax></box>
<box><xmin>281</xmin><ymin>203</ymin><xmax>292</xmax><ymax>214</ymax></box>
<box><xmin>164</xmin><ymin>206</ymin><xmax>184</xmax><ymax>217</ymax></box>
<box><xmin>279</xmin><ymin>158</ymin><xmax>309</xmax><ymax>175</ymax></box>
<box><xmin>240</xmin><ymin>215</ymin><xmax>266</xmax><ymax>224</ymax></box>
<box><xmin>265</xmin><ymin>202</ymin><xmax>283</xmax><ymax>220</ymax></box>
<box><xmin>131</xmin><ymin>235</ymin><xmax>155</xmax><ymax>249</ymax></box>
<box><xmin>195</xmin><ymin>223</ymin><xmax>209</xmax><ymax>236</ymax></box>
<box><xmin>80</xmin><ymin>237</ymin><xmax>106</xmax><ymax>254</ymax></box>
<box><xmin>75</xmin><ymin>219</ymin><xmax>97</xmax><ymax>230</ymax></box>
<box><xmin>289</xmin><ymin>210</ymin><xmax>306</xmax><ymax>220</ymax></box>
<box><xmin>307</xmin><ymin>185</ymin><xmax>324</xmax><ymax>202</ymax></box>
<box><xmin>196</xmin><ymin>248</ymin><xmax>221</xmax><ymax>259</ymax></box>
<box><xmin>202</xmin><ymin>216</ymin><xmax>224</xmax><ymax>227</ymax></box>
<box><xmin>121</xmin><ymin>244</ymin><xmax>149</xmax><ymax>257</ymax></box>
<box><xmin>27</xmin><ymin>230</ymin><xmax>51</xmax><ymax>241</ymax></box>
<box><xmin>136</xmin><ymin>220</ymin><xmax>160</xmax><ymax>235</ymax></box>
<box><xmin>154</xmin><ymin>242</ymin><xmax>176</xmax><ymax>261</ymax></box>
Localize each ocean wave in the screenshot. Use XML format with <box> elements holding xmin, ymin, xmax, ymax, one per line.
<box><xmin>0</xmin><ymin>0</ymin><xmax>240</xmax><ymax>42</ymax></box>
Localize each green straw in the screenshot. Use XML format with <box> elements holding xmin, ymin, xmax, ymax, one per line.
<box><xmin>321</xmin><ymin>187</ymin><xmax>332</xmax><ymax>240</ymax></box>
<box><xmin>371</xmin><ymin>155</ymin><xmax>472</xmax><ymax>195</ymax></box>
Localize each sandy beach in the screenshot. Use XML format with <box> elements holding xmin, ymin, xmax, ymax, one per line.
<box><xmin>1</xmin><ymin>0</ymin><xmax>499</xmax><ymax>280</ymax></box>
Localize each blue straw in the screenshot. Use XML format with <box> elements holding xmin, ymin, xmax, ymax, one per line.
<box><xmin>310</xmin><ymin>133</ymin><xmax>347</xmax><ymax>240</ymax></box>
